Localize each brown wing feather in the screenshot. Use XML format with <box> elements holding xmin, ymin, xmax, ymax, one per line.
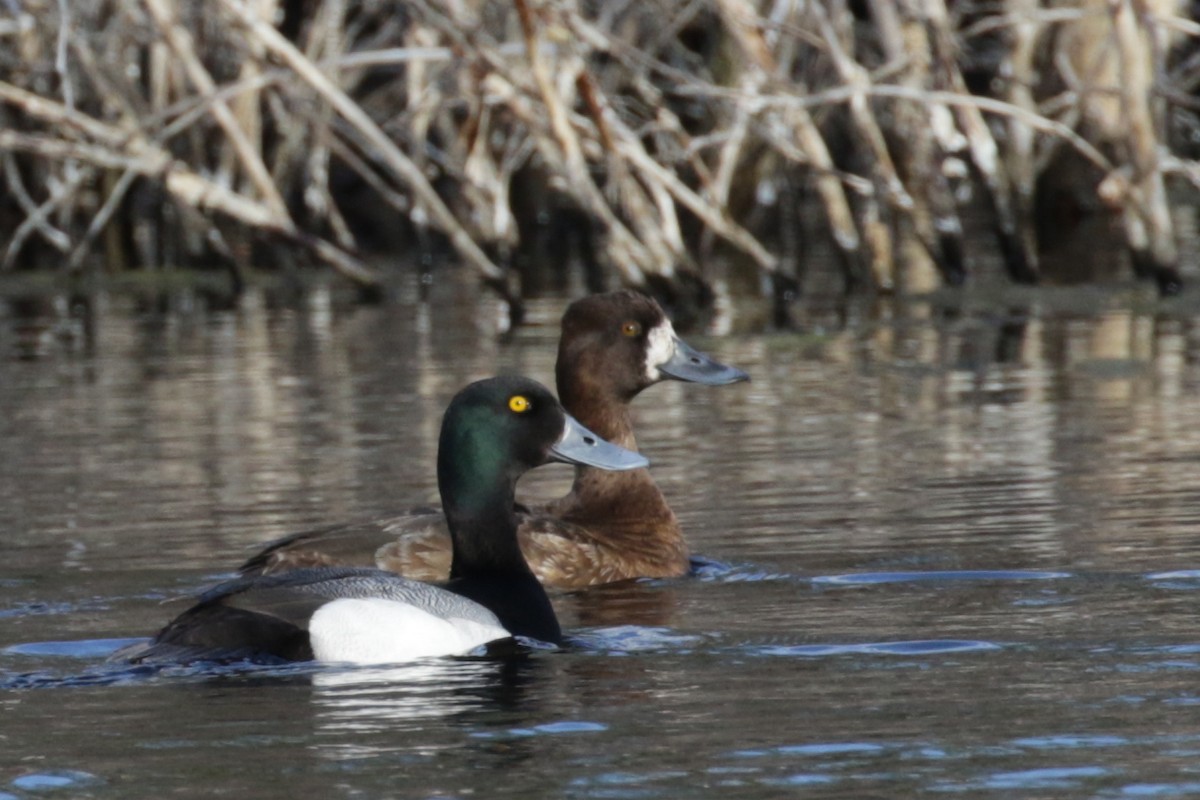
<box><xmin>517</xmin><ymin>514</ymin><xmax>690</xmax><ymax>589</ymax></box>
<box><xmin>241</xmin><ymin>505</ymin><xmax>690</xmax><ymax>589</ymax></box>
<box><xmin>241</xmin><ymin>509</ymin><xmax>447</xmax><ymax>576</ymax></box>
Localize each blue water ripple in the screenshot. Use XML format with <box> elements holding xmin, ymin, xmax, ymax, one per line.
<box><xmin>811</xmin><ymin>570</ymin><xmax>1072</xmax><ymax>586</ymax></box>
<box><xmin>571</xmin><ymin>626</ymin><xmax>708</xmax><ymax>653</ymax></box>
<box><xmin>567</xmin><ymin>770</ymin><xmax>690</xmax><ymax>798</ymax></box>
<box><xmin>1147</xmin><ymin>570</ymin><xmax>1200</xmax><ymax>582</ymax></box>
<box><xmin>10</xmin><ymin>770</ymin><xmax>100</xmax><ymax>792</ymax></box>
<box><xmin>472</xmin><ymin>720</ymin><xmax>607</xmax><ymax>740</ymax></box>
<box><xmin>1014</xmin><ymin>734</ymin><xmax>1128</xmax><ymax>749</ymax></box>
<box><xmin>756</xmin><ymin>640</ymin><xmax>1003</xmax><ymax>657</ymax></box>
<box><xmin>532</xmin><ymin>721</ymin><xmax>608</xmax><ymax>734</ymax></box>
<box><xmin>1116</xmin><ymin>782</ymin><xmax>1200</xmax><ymax>796</ymax></box>
<box><xmin>3</xmin><ymin>638</ymin><xmax>141</xmax><ymax>659</ymax></box>
<box><xmin>733</xmin><ymin>742</ymin><xmax>885</xmax><ymax>759</ymax></box>
<box><xmin>982</xmin><ymin>766</ymin><xmax>1110</xmax><ymax>789</ymax></box>
<box><xmin>0</xmin><ymin>601</ymin><xmax>76</xmax><ymax>619</ymax></box>
<box><xmin>761</xmin><ymin>773</ymin><xmax>837</xmax><ymax>786</ymax></box>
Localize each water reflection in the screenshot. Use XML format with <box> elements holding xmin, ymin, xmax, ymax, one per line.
<box><xmin>4</xmin><ymin>287</ymin><xmax>1198</xmax><ymax>578</ymax></box>
<box><xmin>4</xmin><ymin>293</ymin><xmax>94</xmax><ymax>360</ymax></box>
<box><xmin>2</xmin><ymin>284</ymin><xmax>1200</xmax><ymax>797</ymax></box>
<box><xmin>310</xmin><ymin>657</ymin><xmax>540</xmax><ymax>738</ymax></box>
<box><xmin>557</xmin><ymin>580</ymin><xmax>685</xmax><ymax>630</ymax></box>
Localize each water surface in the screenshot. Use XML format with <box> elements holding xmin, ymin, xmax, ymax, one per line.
<box><xmin>2</xmin><ymin>281</ymin><xmax>1200</xmax><ymax>798</ymax></box>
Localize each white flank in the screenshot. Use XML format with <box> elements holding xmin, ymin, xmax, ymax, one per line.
<box><xmin>309</xmin><ymin>598</ymin><xmax>509</xmax><ymax>665</ymax></box>
<box><xmin>644</xmin><ymin>321</ymin><xmax>677</xmax><ymax>382</ymax></box>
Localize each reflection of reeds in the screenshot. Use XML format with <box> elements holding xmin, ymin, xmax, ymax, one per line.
<box><xmin>0</xmin><ymin>1</ymin><xmax>1195</xmax><ymax>318</ymax></box>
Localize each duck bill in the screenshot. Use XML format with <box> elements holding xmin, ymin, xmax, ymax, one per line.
<box><xmin>658</xmin><ymin>337</ymin><xmax>749</xmax><ymax>385</ymax></box>
<box><xmin>550</xmin><ymin>414</ymin><xmax>649</xmax><ymax>471</ymax></box>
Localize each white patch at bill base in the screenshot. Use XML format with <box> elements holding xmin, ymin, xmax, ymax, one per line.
<box><xmin>644</xmin><ymin>321</ymin><xmax>677</xmax><ymax>382</ymax></box>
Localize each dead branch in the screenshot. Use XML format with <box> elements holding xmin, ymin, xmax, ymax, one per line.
<box><xmin>1</xmin><ymin>0</ymin><xmax>1197</xmax><ymax>313</ymax></box>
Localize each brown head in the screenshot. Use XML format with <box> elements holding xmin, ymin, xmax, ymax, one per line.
<box><xmin>555</xmin><ymin>290</ymin><xmax>747</xmax><ymax>445</ymax></box>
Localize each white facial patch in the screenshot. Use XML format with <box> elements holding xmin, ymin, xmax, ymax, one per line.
<box><xmin>309</xmin><ymin>597</ymin><xmax>509</xmax><ymax>665</ymax></box>
<box><xmin>644</xmin><ymin>320</ymin><xmax>677</xmax><ymax>382</ymax></box>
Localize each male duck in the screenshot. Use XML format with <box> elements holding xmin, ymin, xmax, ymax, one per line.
<box><xmin>119</xmin><ymin>376</ymin><xmax>646</xmax><ymax>664</ymax></box>
<box><xmin>240</xmin><ymin>290</ymin><xmax>748</xmax><ymax>589</ymax></box>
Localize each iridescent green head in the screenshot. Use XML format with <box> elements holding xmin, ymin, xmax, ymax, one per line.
<box><xmin>437</xmin><ymin>375</ymin><xmax>647</xmax><ymax>517</ymax></box>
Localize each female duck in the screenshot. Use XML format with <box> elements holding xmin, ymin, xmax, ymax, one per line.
<box><xmin>240</xmin><ymin>290</ymin><xmax>747</xmax><ymax>589</ymax></box>
<box><xmin>119</xmin><ymin>376</ymin><xmax>646</xmax><ymax>664</ymax></box>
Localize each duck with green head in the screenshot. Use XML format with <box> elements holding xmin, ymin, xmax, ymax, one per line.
<box><xmin>118</xmin><ymin>376</ymin><xmax>645</xmax><ymax>664</ymax></box>
<box><xmin>240</xmin><ymin>290</ymin><xmax>748</xmax><ymax>589</ymax></box>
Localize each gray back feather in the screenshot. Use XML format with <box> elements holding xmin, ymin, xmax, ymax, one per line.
<box><xmin>219</xmin><ymin>567</ymin><xmax>502</xmax><ymax>629</ymax></box>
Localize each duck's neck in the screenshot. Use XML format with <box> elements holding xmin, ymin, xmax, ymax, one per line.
<box><xmin>552</xmin><ymin>464</ymin><xmax>677</xmax><ymax>531</ymax></box>
<box><xmin>440</xmin><ymin>465</ymin><xmax>561</xmax><ymax>643</ymax></box>
<box><xmin>439</xmin><ymin>450</ymin><xmax>533</xmax><ymax>580</ymax></box>
<box><xmin>557</xmin><ymin>377</ymin><xmax>638</xmax><ymax>450</ymax></box>
<box><xmin>553</xmin><ymin>382</ymin><xmax>677</xmax><ymax>532</ymax></box>
<box><xmin>444</xmin><ymin>503</ymin><xmax>532</xmax><ymax>580</ymax></box>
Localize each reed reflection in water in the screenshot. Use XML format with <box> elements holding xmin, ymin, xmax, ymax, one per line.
<box><xmin>1</xmin><ymin>284</ymin><xmax>1199</xmax><ymax>798</ymax></box>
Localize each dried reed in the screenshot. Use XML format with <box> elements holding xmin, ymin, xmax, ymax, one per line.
<box><xmin>0</xmin><ymin>0</ymin><xmax>1196</xmax><ymax>322</ymax></box>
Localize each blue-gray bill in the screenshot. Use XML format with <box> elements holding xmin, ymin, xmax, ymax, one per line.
<box><xmin>551</xmin><ymin>414</ymin><xmax>649</xmax><ymax>471</ymax></box>
<box><xmin>660</xmin><ymin>337</ymin><xmax>749</xmax><ymax>385</ymax></box>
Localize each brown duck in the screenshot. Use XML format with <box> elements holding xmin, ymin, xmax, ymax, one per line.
<box><xmin>239</xmin><ymin>290</ymin><xmax>748</xmax><ymax>589</ymax></box>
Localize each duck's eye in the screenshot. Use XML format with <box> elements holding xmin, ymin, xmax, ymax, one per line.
<box><xmin>621</xmin><ymin>321</ymin><xmax>642</xmax><ymax>337</ymax></box>
<box><xmin>508</xmin><ymin>395</ymin><xmax>531</xmax><ymax>414</ymax></box>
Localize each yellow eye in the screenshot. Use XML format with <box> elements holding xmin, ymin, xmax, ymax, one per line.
<box><xmin>621</xmin><ymin>321</ymin><xmax>642</xmax><ymax>337</ymax></box>
<box><xmin>509</xmin><ymin>395</ymin><xmax>531</xmax><ymax>413</ymax></box>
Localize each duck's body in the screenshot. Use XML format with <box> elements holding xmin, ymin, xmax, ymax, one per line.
<box><xmin>120</xmin><ymin>567</ymin><xmax>514</xmax><ymax>664</ymax></box>
<box><xmin>240</xmin><ymin>290</ymin><xmax>747</xmax><ymax>589</ymax></box>
<box><xmin>120</xmin><ymin>377</ymin><xmax>646</xmax><ymax>665</ymax></box>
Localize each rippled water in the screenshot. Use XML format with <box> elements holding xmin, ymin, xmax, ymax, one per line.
<box><xmin>2</xmin><ymin>281</ymin><xmax>1200</xmax><ymax>798</ymax></box>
